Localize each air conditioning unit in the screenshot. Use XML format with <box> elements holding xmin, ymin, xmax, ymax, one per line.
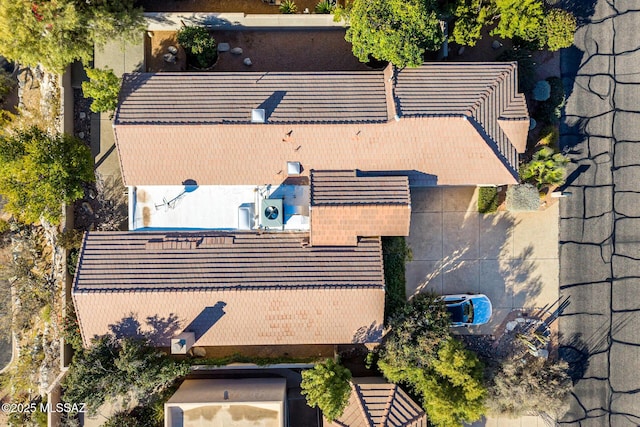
<box><xmin>260</xmin><ymin>198</ymin><xmax>283</xmax><ymax>229</ymax></box>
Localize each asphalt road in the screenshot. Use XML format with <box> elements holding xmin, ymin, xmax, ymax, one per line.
<box><xmin>559</xmin><ymin>1</ymin><xmax>640</xmax><ymax>425</ymax></box>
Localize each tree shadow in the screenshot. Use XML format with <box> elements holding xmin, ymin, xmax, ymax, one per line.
<box><xmin>351</xmin><ymin>321</ymin><xmax>384</xmax><ymax>344</ymax></box>
<box><xmin>107</xmin><ymin>312</ymin><xmax>182</xmax><ymax>345</ymax></box>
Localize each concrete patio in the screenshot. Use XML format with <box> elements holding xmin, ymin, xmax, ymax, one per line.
<box><xmin>406</xmin><ymin>186</ymin><xmax>559</xmax><ymax>335</ymax></box>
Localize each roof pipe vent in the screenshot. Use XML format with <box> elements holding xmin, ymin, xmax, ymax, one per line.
<box><xmin>251</xmin><ymin>109</ymin><xmax>266</xmax><ymax>123</ymax></box>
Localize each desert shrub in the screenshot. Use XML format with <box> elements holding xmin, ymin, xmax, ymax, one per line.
<box><xmin>496</xmin><ymin>49</ymin><xmax>535</xmax><ymax>93</ymax></box>
<box><xmin>67</xmin><ymin>249</ymin><xmax>79</xmax><ymax>277</ymax></box>
<box><xmin>301</xmin><ymin>359</ymin><xmax>351</xmax><ymax>421</ymax></box>
<box><xmin>315</xmin><ymin>0</ymin><xmax>334</xmax><ymax>13</ymax></box>
<box><xmin>59</xmin><ymin>229</ymin><xmax>84</xmax><ymax>250</ymax></box>
<box><xmin>506</xmin><ymin>184</ymin><xmax>540</xmax><ymax>211</ymax></box>
<box><xmin>533</xmin><ymin>80</ymin><xmax>551</xmax><ymax>101</ymax></box>
<box><xmin>63</xmin><ymin>305</ymin><xmax>84</xmax><ymax>353</ymax></box>
<box><xmin>280</xmin><ymin>0</ymin><xmax>298</xmax><ymax>13</ymax></box>
<box><xmin>0</xmin><ymin>69</ymin><xmax>15</xmax><ymax>100</ymax></box>
<box><xmin>486</xmin><ymin>355</ymin><xmax>572</xmax><ymax>418</ymax></box>
<box><xmin>0</xmin><ymin>218</ymin><xmax>9</xmax><ymax>234</ymax></box>
<box><xmin>520</xmin><ymin>146</ymin><xmax>569</xmax><ymax>189</ymax></box>
<box><xmin>478</xmin><ymin>187</ymin><xmax>499</xmax><ymax>214</ymax></box>
<box><xmin>176</xmin><ymin>26</ymin><xmax>218</xmax><ymax>69</ymax></box>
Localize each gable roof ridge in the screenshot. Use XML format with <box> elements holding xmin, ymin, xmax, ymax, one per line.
<box><xmin>467</xmin><ymin>66</ymin><xmax>513</xmax><ymax>117</ymax></box>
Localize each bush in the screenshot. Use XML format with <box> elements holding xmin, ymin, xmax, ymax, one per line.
<box><xmin>520</xmin><ymin>146</ymin><xmax>569</xmax><ymax>189</ymax></box>
<box><xmin>478</xmin><ymin>187</ymin><xmax>499</xmax><ymax>214</ymax></box>
<box><xmin>280</xmin><ymin>0</ymin><xmax>298</xmax><ymax>13</ymax></box>
<box><xmin>315</xmin><ymin>0</ymin><xmax>334</xmax><ymax>13</ymax></box>
<box><xmin>176</xmin><ymin>26</ymin><xmax>218</xmax><ymax>69</ymax></box>
<box><xmin>496</xmin><ymin>49</ymin><xmax>535</xmax><ymax>93</ymax></box>
<box><xmin>532</xmin><ymin>80</ymin><xmax>551</xmax><ymax>101</ymax></box>
<box><xmin>63</xmin><ymin>305</ymin><xmax>84</xmax><ymax>353</ymax></box>
<box><xmin>506</xmin><ymin>184</ymin><xmax>540</xmax><ymax>211</ymax></box>
<box><xmin>301</xmin><ymin>359</ymin><xmax>352</xmax><ymax>421</ymax></box>
<box><xmin>0</xmin><ymin>69</ymin><xmax>15</xmax><ymax>101</ymax></box>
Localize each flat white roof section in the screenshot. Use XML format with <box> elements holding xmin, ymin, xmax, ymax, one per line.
<box><xmin>130</xmin><ymin>184</ymin><xmax>310</xmax><ymax>230</ymax></box>
<box><xmin>165</xmin><ymin>378</ymin><xmax>286</xmax><ymax>427</ymax></box>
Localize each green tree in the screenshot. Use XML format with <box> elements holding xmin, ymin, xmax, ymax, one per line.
<box><xmin>0</xmin><ymin>0</ymin><xmax>143</xmax><ymax>73</ymax></box>
<box><xmin>544</xmin><ymin>8</ymin><xmax>576</xmax><ymax>51</ymax></box>
<box><xmin>519</xmin><ymin>146</ymin><xmax>569</xmax><ymax>189</ymax></box>
<box><xmin>378</xmin><ymin>293</ymin><xmax>451</xmax><ymax>384</ymax></box>
<box><xmin>82</xmin><ymin>67</ymin><xmax>121</xmax><ymax>115</ymax></box>
<box><xmin>450</xmin><ymin>0</ymin><xmax>491</xmax><ymax>47</ymax></box>
<box><xmin>300</xmin><ymin>359</ymin><xmax>352</xmax><ymax>421</ymax></box>
<box><xmin>177</xmin><ymin>26</ymin><xmax>218</xmax><ymax>69</ymax></box>
<box><xmin>63</xmin><ymin>335</ymin><xmax>190</xmax><ymax>416</ymax></box>
<box><xmin>0</xmin><ymin>127</ymin><xmax>94</xmax><ymax>225</ymax></box>
<box><xmin>340</xmin><ymin>0</ymin><xmax>443</xmax><ymax>68</ymax></box>
<box><xmin>420</xmin><ymin>339</ymin><xmax>486</xmax><ymax>427</ymax></box>
<box><xmin>490</xmin><ymin>0</ymin><xmax>545</xmax><ymax>42</ymax></box>
<box><xmin>486</xmin><ymin>356</ymin><xmax>572</xmax><ymax>418</ymax></box>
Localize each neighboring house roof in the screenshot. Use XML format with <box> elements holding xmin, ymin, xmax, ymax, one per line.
<box><xmin>325</xmin><ymin>377</ymin><xmax>427</xmax><ymax>427</ymax></box>
<box><xmin>113</xmin><ymin>63</ymin><xmax>528</xmax><ymax>187</ymax></box>
<box><xmin>72</xmin><ymin>231</ymin><xmax>385</xmax><ymax>347</ymax></box>
<box><xmin>165</xmin><ymin>378</ymin><xmax>286</xmax><ymax>427</ymax></box>
<box><xmin>310</xmin><ymin>170</ymin><xmax>411</xmax><ymax>246</ymax></box>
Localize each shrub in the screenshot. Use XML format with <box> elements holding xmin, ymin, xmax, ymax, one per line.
<box><xmin>0</xmin><ymin>69</ymin><xmax>15</xmax><ymax>101</ymax></box>
<box><xmin>506</xmin><ymin>184</ymin><xmax>540</xmax><ymax>211</ymax></box>
<box><xmin>301</xmin><ymin>359</ymin><xmax>352</xmax><ymax>421</ymax></box>
<box><xmin>176</xmin><ymin>26</ymin><xmax>218</xmax><ymax>69</ymax></box>
<box><xmin>486</xmin><ymin>355</ymin><xmax>572</xmax><ymax>418</ymax></box>
<box><xmin>545</xmin><ymin>8</ymin><xmax>576</xmax><ymax>51</ymax></box>
<box><xmin>315</xmin><ymin>0</ymin><xmax>334</xmax><ymax>13</ymax></box>
<box><xmin>280</xmin><ymin>0</ymin><xmax>298</xmax><ymax>13</ymax></box>
<box><xmin>0</xmin><ymin>218</ymin><xmax>9</xmax><ymax>234</ymax></box>
<box><xmin>82</xmin><ymin>67</ymin><xmax>121</xmax><ymax>116</ymax></box>
<box><xmin>382</xmin><ymin>236</ymin><xmax>410</xmax><ymax>321</ymax></box>
<box><xmin>478</xmin><ymin>187</ymin><xmax>499</xmax><ymax>214</ymax></box>
<box><xmin>532</xmin><ymin>80</ymin><xmax>551</xmax><ymax>101</ymax></box>
<box><xmin>535</xmin><ymin>76</ymin><xmax>566</xmax><ymax>124</ymax></box>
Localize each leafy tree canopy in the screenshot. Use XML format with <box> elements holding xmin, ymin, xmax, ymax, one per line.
<box><xmin>82</xmin><ymin>67</ymin><xmax>121</xmax><ymax>115</ymax></box>
<box><xmin>341</xmin><ymin>0</ymin><xmax>443</xmax><ymax>68</ymax></box>
<box><xmin>450</xmin><ymin>0</ymin><xmax>490</xmax><ymax>47</ymax></box>
<box><xmin>421</xmin><ymin>338</ymin><xmax>486</xmax><ymax>427</ymax></box>
<box><xmin>0</xmin><ymin>0</ymin><xmax>143</xmax><ymax>73</ymax></box>
<box><xmin>300</xmin><ymin>359</ymin><xmax>352</xmax><ymax>421</ymax></box>
<box><xmin>63</xmin><ymin>335</ymin><xmax>190</xmax><ymax>417</ymax></box>
<box><xmin>490</xmin><ymin>0</ymin><xmax>545</xmax><ymax>42</ymax></box>
<box><xmin>0</xmin><ymin>126</ymin><xmax>94</xmax><ymax>225</ymax></box>
<box><xmin>378</xmin><ymin>293</ymin><xmax>451</xmax><ymax>382</ymax></box>
<box><xmin>544</xmin><ymin>8</ymin><xmax>576</xmax><ymax>51</ymax></box>
<box><xmin>486</xmin><ymin>356</ymin><xmax>572</xmax><ymax>418</ymax></box>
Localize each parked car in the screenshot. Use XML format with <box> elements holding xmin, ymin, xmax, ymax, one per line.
<box><xmin>441</xmin><ymin>294</ymin><xmax>493</xmax><ymax>327</ymax></box>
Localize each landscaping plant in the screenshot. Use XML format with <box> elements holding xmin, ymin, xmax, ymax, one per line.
<box><xmin>177</xmin><ymin>26</ymin><xmax>218</xmax><ymax>69</ymax></box>
<box><xmin>300</xmin><ymin>359</ymin><xmax>352</xmax><ymax>421</ymax></box>
<box><xmin>315</xmin><ymin>0</ymin><xmax>334</xmax><ymax>14</ymax></box>
<box><xmin>382</xmin><ymin>236</ymin><xmax>411</xmax><ymax>321</ymax></box>
<box><xmin>0</xmin><ymin>126</ymin><xmax>94</xmax><ymax>225</ymax></box>
<box><xmin>544</xmin><ymin>8</ymin><xmax>576</xmax><ymax>51</ymax></box>
<box><xmin>478</xmin><ymin>187</ymin><xmax>499</xmax><ymax>214</ymax></box>
<box><xmin>82</xmin><ymin>67</ymin><xmax>121</xmax><ymax>116</ymax></box>
<box><xmin>519</xmin><ymin>146</ymin><xmax>569</xmax><ymax>189</ymax></box>
<box><xmin>280</xmin><ymin>0</ymin><xmax>298</xmax><ymax>14</ymax></box>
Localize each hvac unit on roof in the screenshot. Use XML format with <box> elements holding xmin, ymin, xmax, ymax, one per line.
<box><xmin>260</xmin><ymin>198</ymin><xmax>284</xmax><ymax>230</ymax></box>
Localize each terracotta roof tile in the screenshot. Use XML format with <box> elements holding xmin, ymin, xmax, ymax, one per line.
<box><xmin>325</xmin><ymin>377</ymin><xmax>427</xmax><ymax>427</ymax></box>
<box><xmin>310</xmin><ymin>170</ymin><xmax>410</xmax><ymax>205</ymax></box>
<box><xmin>113</xmin><ymin>63</ymin><xmax>527</xmax><ymax>187</ymax></box>
<box><xmin>72</xmin><ymin>231</ymin><xmax>385</xmax><ymax>347</ymax></box>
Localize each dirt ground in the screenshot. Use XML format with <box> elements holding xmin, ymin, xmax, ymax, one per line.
<box><xmin>138</xmin><ymin>0</ymin><xmax>331</xmax><ymax>14</ymax></box>
<box><xmin>147</xmin><ymin>29</ymin><xmax>372</xmax><ymax>72</ymax></box>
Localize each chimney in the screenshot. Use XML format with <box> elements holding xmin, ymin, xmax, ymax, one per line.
<box><xmin>171</xmin><ymin>332</ymin><xmax>196</xmax><ymax>354</ymax></box>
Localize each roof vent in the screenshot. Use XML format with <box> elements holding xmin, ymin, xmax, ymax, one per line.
<box><xmin>287</xmin><ymin>161</ymin><xmax>301</xmax><ymax>175</ymax></box>
<box><xmin>171</xmin><ymin>332</ymin><xmax>195</xmax><ymax>354</ymax></box>
<box><xmin>251</xmin><ymin>109</ymin><xmax>266</xmax><ymax>123</ymax></box>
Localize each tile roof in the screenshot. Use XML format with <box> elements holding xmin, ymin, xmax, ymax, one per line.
<box><xmin>116</xmin><ymin>72</ymin><xmax>388</xmax><ymax>124</ymax></box>
<box><xmin>113</xmin><ymin>63</ymin><xmax>527</xmax><ymax>187</ymax></box>
<box><xmin>310</xmin><ymin>170</ymin><xmax>410</xmax><ymax>205</ymax></box>
<box><xmin>325</xmin><ymin>377</ymin><xmax>427</xmax><ymax>427</ymax></box>
<box><xmin>309</xmin><ymin>171</ymin><xmax>411</xmax><ymax>246</ymax></box>
<box><xmin>72</xmin><ymin>231</ymin><xmax>385</xmax><ymax>347</ymax></box>
<box><xmin>395</xmin><ymin>62</ymin><xmax>529</xmax><ymax>170</ymax></box>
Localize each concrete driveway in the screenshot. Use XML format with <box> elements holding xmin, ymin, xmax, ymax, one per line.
<box><xmin>406</xmin><ymin>186</ymin><xmax>559</xmax><ymax>334</ymax></box>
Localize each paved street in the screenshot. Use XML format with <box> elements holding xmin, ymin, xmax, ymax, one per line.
<box><xmin>559</xmin><ymin>0</ymin><xmax>640</xmax><ymax>425</ymax></box>
<box><xmin>406</xmin><ymin>186</ymin><xmax>559</xmax><ymax>335</ymax></box>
